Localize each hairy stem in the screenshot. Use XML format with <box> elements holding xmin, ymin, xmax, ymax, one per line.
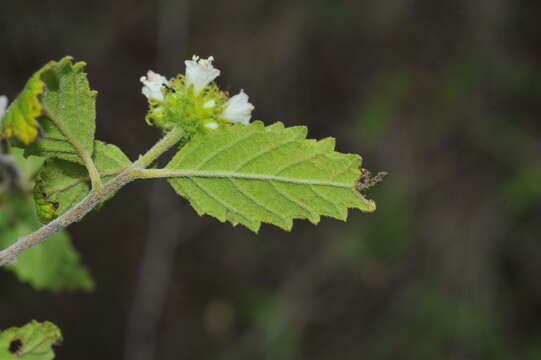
<box><xmin>0</xmin><ymin>127</ymin><xmax>184</xmax><ymax>266</ymax></box>
<box><xmin>132</xmin><ymin>127</ymin><xmax>184</xmax><ymax>168</ymax></box>
<box><xmin>81</xmin><ymin>150</ymin><xmax>103</xmax><ymax>191</ymax></box>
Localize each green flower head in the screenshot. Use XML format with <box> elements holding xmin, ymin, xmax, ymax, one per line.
<box><xmin>141</xmin><ymin>55</ymin><xmax>255</xmax><ymax>142</ymax></box>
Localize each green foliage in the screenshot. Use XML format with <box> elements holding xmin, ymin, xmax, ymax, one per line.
<box><xmin>24</xmin><ymin>57</ymin><xmax>97</xmax><ymax>164</ymax></box>
<box><xmin>0</xmin><ymin>145</ymin><xmax>93</xmax><ymax>291</ymax></box>
<box><xmin>0</xmin><ymin>53</ymin><xmax>384</xmax><ymax>359</ymax></box>
<box><xmin>0</xmin><ymin>192</ymin><xmax>94</xmax><ymax>291</ymax></box>
<box><xmin>9</xmin><ymin>148</ymin><xmax>44</xmax><ymax>184</ymax></box>
<box><xmin>0</xmin><ymin>55</ymin><xmax>380</xmax><ymax>294</ymax></box>
<box><xmin>34</xmin><ymin>141</ymin><xmax>131</xmax><ymax>223</ymax></box>
<box><xmin>0</xmin><ymin>320</ymin><xmax>62</xmax><ymax>360</ymax></box>
<box><xmin>166</xmin><ymin>121</ymin><xmax>375</xmax><ymax>232</ymax></box>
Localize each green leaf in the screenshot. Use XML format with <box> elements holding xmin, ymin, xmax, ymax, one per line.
<box><xmin>166</xmin><ymin>121</ymin><xmax>376</xmax><ymax>232</ymax></box>
<box><xmin>24</xmin><ymin>56</ymin><xmax>97</xmax><ymax>164</ymax></box>
<box><xmin>0</xmin><ymin>193</ymin><xmax>94</xmax><ymax>291</ymax></box>
<box><xmin>0</xmin><ymin>321</ymin><xmax>62</xmax><ymax>360</ymax></box>
<box><xmin>0</xmin><ymin>61</ymin><xmax>57</xmax><ymax>145</ymax></box>
<box><xmin>9</xmin><ymin>147</ymin><xmax>45</xmax><ymax>184</ymax></box>
<box><xmin>34</xmin><ymin>140</ymin><xmax>131</xmax><ymax>222</ymax></box>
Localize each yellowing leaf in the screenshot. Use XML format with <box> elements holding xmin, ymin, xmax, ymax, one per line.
<box><xmin>0</xmin><ymin>60</ymin><xmax>57</xmax><ymax>144</ymax></box>
<box><xmin>1</xmin><ymin>56</ymin><xmax>97</xmax><ymax>165</ymax></box>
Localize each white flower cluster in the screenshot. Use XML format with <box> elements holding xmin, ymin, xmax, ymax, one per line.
<box><xmin>140</xmin><ymin>55</ymin><xmax>254</xmax><ymax>126</ymax></box>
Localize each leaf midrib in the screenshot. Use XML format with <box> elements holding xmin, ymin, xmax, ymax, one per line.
<box><xmin>45</xmin><ymin>96</ymin><xmax>91</xmax><ymax>162</ymax></box>
<box><xmin>153</xmin><ymin>169</ymin><xmax>354</xmax><ymax>188</ymax></box>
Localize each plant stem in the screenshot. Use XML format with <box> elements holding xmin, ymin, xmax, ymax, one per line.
<box><xmin>0</xmin><ymin>127</ymin><xmax>184</xmax><ymax>266</ymax></box>
<box><xmin>132</xmin><ymin>127</ymin><xmax>184</xmax><ymax>169</ymax></box>
<box><xmin>81</xmin><ymin>150</ymin><xmax>103</xmax><ymax>192</ymax></box>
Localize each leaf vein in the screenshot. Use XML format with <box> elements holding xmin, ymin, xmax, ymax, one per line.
<box><xmin>194</xmin><ymin>127</ymin><xmax>258</xmax><ymax>170</ymax></box>
<box><xmin>273</xmin><ymin>149</ymin><xmax>329</xmax><ymax>176</ymax></box>
<box><xmin>269</xmin><ymin>180</ymin><xmax>317</xmax><ymax>219</ymax></box>
<box><xmin>233</xmin><ymin>138</ymin><xmax>298</xmax><ymax>171</ymax></box>
<box><xmin>189</xmin><ymin>178</ymin><xmax>255</xmax><ymax>224</ymax></box>
<box><xmin>309</xmin><ymin>184</ymin><xmax>340</xmax><ymax>213</ymax></box>
<box><xmin>229</xmin><ymin>178</ymin><xmax>287</xmax><ymax>223</ymax></box>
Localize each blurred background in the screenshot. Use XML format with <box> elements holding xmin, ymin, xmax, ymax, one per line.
<box><xmin>1</xmin><ymin>0</ymin><xmax>540</xmax><ymax>359</ymax></box>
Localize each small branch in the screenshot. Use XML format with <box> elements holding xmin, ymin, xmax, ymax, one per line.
<box><xmin>0</xmin><ymin>176</ymin><xmax>129</xmax><ymax>265</ymax></box>
<box><xmin>132</xmin><ymin>127</ymin><xmax>184</xmax><ymax>169</ymax></box>
<box><xmin>0</xmin><ymin>127</ymin><xmax>185</xmax><ymax>266</ymax></box>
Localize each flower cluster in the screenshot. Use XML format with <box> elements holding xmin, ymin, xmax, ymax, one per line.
<box><xmin>140</xmin><ymin>55</ymin><xmax>254</xmax><ymax>140</ymax></box>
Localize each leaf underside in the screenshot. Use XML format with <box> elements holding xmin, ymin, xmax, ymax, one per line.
<box><xmin>0</xmin><ymin>193</ymin><xmax>94</xmax><ymax>291</ymax></box>
<box><xmin>0</xmin><ymin>320</ymin><xmax>62</xmax><ymax>360</ymax></box>
<box><xmin>167</xmin><ymin>121</ymin><xmax>375</xmax><ymax>232</ymax></box>
<box><xmin>34</xmin><ymin>141</ymin><xmax>131</xmax><ymax>223</ymax></box>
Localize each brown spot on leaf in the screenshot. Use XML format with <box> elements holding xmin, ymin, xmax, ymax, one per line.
<box><xmin>9</xmin><ymin>338</ymin><xmax>23</xmax><ymax>354</ymax></box>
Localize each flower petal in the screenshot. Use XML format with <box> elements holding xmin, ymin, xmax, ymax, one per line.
<box><xmin>221</xmin><ymin>90</ymin><xmax>254</xmax><ymax>125</ymax></box>
<box><xmin>185</xmin><ymin>55</ymin><xmax>220</xmax><ymax>94</ymax></box>
<box><xmin>140</xmin><ymin>71</ymin><xmax>168</xmax><ymax>101</ymax></box>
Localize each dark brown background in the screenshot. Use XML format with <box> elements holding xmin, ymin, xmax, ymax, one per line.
<box><xmin>1</xmin><ymin>0</ymin><xmax>541</xmax><ymax>359</ymax></box>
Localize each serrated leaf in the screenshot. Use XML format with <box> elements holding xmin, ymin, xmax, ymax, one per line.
<box><xmin>0</xmin><ymin>193</ymin><xmax>94</xmax><ymax>291</ymax></box>
<box><xmin>166</xmin><ymin>121</ymin><xmax>375</xmax><ymax>232</ymax></box>
<box><xmin>23</xmin><ymin>56</ymin><xmax>97</xmax><ymax>164</ymax></box>
<box><xmin>34</xmin><ymin>140</ymin><xmax>131</xmax><ymax>222</ymax></box>
<box><xmin>0</xmin><ymin>321</ymin><xmax>62</xmax><ymax>360</ymax></box>
<box><xmin>0</xmin><ymin>61</ymin><xmax>57</xmax><ymax>145</ymax></box>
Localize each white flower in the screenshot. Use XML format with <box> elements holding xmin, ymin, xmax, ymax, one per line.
<box><xmin>185</xmin><ymin>55</ymin><xmax>220</xmax><ymax>94</ymax></box>
<box><xmin>0</xmin><ymin>96</ymin><xmax>8</xmax><ymax>121</ymax></box>
<box><xmin>221</xmin><ymin>90</ymin><xmax>254</xmax><ymax>125</ymax></box>
<box><xmin>140</xmin><ymin>71</ymin><xmax>168</xmax><ymax>101</ymax></box>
